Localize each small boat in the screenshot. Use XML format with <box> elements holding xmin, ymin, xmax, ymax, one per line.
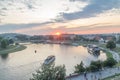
<box><xmin>43</xmin><ymin>55</ymin><xmax>55</xmax><ymax>65</ymax></box>
<box><xmin>35</xmin><ymin>50</ymin><xmax>37</xmax><ymax>53</ymax></box>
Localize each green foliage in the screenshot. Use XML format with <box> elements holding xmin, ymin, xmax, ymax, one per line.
<box><xmin>0</xmin><ymin>45</ymin><xmax>26</xmax><ymax>55</ymax></box>
<box><xmin>103</xmin><ymin>57</ymin><xmax>117</xmax><ymax>67</ymax></box>
<box><xmin>106</xmin><ymin>41</ymin><xmax>116</xmax><ymax>49</ymax></box>
<box><xmin>0</xmin><ymin>36</ymin><xmax>2</xmax><ymax>41</ymax></box>
<box><xmin>15</xmin><ymin>35</ymin><xmax>28</xmax><ymax>41</ymax></box>
<box><xmin>85</xmin><ymin>67</ymin><xmax>90</xmax><ymax>72</ymax></box>
<box><xmin>117</xmin><ymin>37</ymin><xmax>120</xmax><ymax>43</ymax></box>
<box><xmin>30</xmin><ymin>63</ymin><xmax>66</xmax><ymax>80</ymax></box>
<box><xmin>90</xmin><ymin>60</ymin><xmax>103</xmax><ymax>72</ymax></box>
<box><xmin>74</xmin><ymin>35</ymin><xmax>83</xmax><ymax>41</ymax></box>
<box><xmin>1</xmin><ymin>39</ymin><xmax>8</xmax><ymax>48</ymax></box>
<box><xmin>6</xmin><ymin>39</ymin><xmax>9</xmax><ymax>45</ymax></box>
<box><xmin>9</xmin><ymin>39</ymin><xmax>14</xmax><ymax>44</ymax></box>
<box><xmin>74</xmin><ymin>58</ymin><xmax>117</xmax><ymax>74</ymax></box>
<box><xmin>89</xmin><ymin>65</ymin><xmax>98</xmax><ymax>72</ymax></box>
<box><xmin>74</xmin><ymin>61</ymin><xmax>85</xmax><ymax>74</ymax></box>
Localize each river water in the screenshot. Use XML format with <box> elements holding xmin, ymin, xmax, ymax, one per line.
<box><xmin>0</xmin><ymin>43</ymin><xmax>106</xmax><ymax>80</ymax></box>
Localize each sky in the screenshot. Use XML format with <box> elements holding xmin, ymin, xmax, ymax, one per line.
<box><xmin>0</xmin><ymin>0</ymin><xmax>120</xmax><ymax>35</ymax></box>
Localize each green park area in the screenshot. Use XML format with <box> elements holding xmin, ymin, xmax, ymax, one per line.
<box><xmin>0</xmin><ymin>37</ymin><xmax>26</xmax><ymax>54</ymax></box>
<box><xmin>0</xmin><ymin>45</ymin><xmax>26</xmax><ymax>54</ymax></box>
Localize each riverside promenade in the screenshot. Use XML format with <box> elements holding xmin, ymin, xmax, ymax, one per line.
<box><xmin>66</xmin><ymin>67</ymin><xmax>120</xmax><ymax>80</ymax></box>
<box><xmin>67</xmin><ymin>46</ymin><xmax>120</xmax><ymax>80</ymax></box>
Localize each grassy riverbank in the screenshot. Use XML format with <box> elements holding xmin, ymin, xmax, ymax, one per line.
<box><xmin>0</xmin><ymin>45</ymin><xmax>26</xmax><ymax>54</ymax></box>
<box><xmin>104</xmin><ymin>50</ymin><xmax>113</xmax><ymax>58</ymax></box>
<box><xmin>99</xmin><ymin>43</ymin><xmax>120</xmax><ymax>55</ymax></box>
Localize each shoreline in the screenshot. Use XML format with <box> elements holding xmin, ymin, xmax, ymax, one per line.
<box><xmin>0</xmin><ymin>45</ymin><xmax>27</xmax><ymax>55</ymax></box>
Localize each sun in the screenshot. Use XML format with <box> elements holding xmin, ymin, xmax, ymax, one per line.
<box><xmin>55</xmin><ymin>32</ymin><xmax>61</xmax><ymax>36</ymax></box>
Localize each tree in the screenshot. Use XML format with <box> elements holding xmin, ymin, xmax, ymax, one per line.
<box><xmin>30</xmin><ymin>63</ymin><xmax>66</xmax><ymax>80</ymax></box>
<box><xmin>91</xmin><ymin>61</ymin><xmax>102</xmax><ymax>70</ymax></box>
<box><xmin>90</xmin><ymin>65</ymin><xmax>98</xmax><ymax>72</ymax></box>
<box><xmin>117</xmin><ymin>36</ymin><xmax>120</xmax><ymax>43</ymax></box>
<box><xmin>5</xmin><ymin>39</ymin><xmax>9</xmax><ymax>45</ymax></box>
<box><xmin>89</xmin><ymin>60</ymin><xmax>103</xmax><ymax>72</ymax></box>
<box><xmin>74</xmin><ymin>61</ymin><xmax>85</xmax><ymax>74</ymax></box>
<box><xmin>103</xmin><ymin>57</ymin><xmax>117</xmax><ymax>67</ymax></box>
<box><xmin>0</xmin><ymin>37</ymin><xmax>2</xmax><ymax>41</ymax></box>
<box><xmin>106</xmin><ymin>41</ymin><xmax>116</xmax><ymax>50</ymax></box>
<box><xmin>9</xmin><ymin>39</ymin><xmax>14</xmax><ymax>44</ymax></box>
<box><xmin>1</xmin><ymin>39</ymin><xmax>8</xmax><ymax>48</ymax></box>
<box><xmin>15</xmin><ymin>35</ymin><xmax>28</xmax><ymax>41</ymax></box>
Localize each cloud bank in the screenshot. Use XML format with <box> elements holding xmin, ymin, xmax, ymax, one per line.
<box><xmin>0</xmin><ymin>0</ymin><xmax>120</xmax><ymax>35</ymax></box>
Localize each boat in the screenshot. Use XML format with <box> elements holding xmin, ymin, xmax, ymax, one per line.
<box><xmin>43</xmin><ymin>55</ymin><xmax>55</xmax><ymax>65</ymax></box>
<box><xmin>87</xmin><ymin>44</ymin><xmax>100</xmax><ymax>55</ymax></box>
<box><xmin>72</xmin><ymin>43</ymin><xmax>79</xmax><ymax>46</ymax></box>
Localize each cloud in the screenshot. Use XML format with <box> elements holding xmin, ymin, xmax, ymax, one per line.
<box><xmin>0</xmin><ymin>0</ymin><xmax>120</xmax><ymax>34</ymax></box>
<box><xmin>0</xmin><ymin>0</ymin><xmax>89</xmax><ymax>24</ymax></box>
<box><xmin>69</xmin><ymin>26</ymin><xmax>120</xmax><ymax>34</ymax></box>
<box><xmin>11</xmin><ymin>14</ymin><xmax>120</xmax><ymax>35</ymax></box>
<box><xmin>97</xmin><ymin>8</ymin><xmax>120</xmax><ymax>17</ymax></box>
<box><xmin>13</xmin><ymin>24</ymin><xmax>120</xmax><ymax>35</ymax></box>
<box><xmin>0</xmin><ymin>22</ymin><xmax>52</xmax><ymax>33</ymax></box>
<box><xmin>62</xmin><ymin>0</ymin><xmax>120</xmax><ymax>20</ymax></box>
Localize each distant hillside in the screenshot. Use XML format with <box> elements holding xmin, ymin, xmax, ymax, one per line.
<box><xmin>0</xmin><ymin>33</ymin><xmax>31</xmax><ymax>41</ymax></box>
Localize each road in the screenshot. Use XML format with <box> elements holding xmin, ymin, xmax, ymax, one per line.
<box><xmin>100</xmin><ymin>46</ymin><xmax>120</xmax><ymax>62</ymax></box>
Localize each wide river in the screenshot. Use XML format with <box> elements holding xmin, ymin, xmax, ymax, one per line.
<box><xmin>0</xmin><ymin>43</ymin><xmax>106</xmax><ymax>80</ymax></box>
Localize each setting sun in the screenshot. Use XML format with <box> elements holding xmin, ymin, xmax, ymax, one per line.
<box><xmin>55</xmin><ymin>32</ymin><xmax>61</xmax><ymax>36</ymax></box>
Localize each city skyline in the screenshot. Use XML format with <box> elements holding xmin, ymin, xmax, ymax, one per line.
<box><xmin>0</xmin><ymin>0</ymin><xmax>120</xmax><ymax>35</ymax></box>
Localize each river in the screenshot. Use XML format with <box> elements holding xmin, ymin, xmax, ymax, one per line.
<box><xmin>0</xmin><ymin>43</ymin><xmax>107</xmax><ymax>80</ymax></box>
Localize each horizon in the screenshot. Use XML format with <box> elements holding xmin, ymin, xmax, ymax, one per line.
<box><xmin>0</xmin><ymin>32</ymin><xmax>120</xmax><ymax>36</ymax></box>
<box><xmin>0</xmin><ymin>0</ymin><xmax>120</xmax><ymax>35</ymax></box>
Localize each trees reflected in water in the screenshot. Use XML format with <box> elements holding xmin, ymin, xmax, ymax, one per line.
<box><xmin>0</xmin><ymin>54</ymin><xmax>9</xmax><ymax>60</ymax></box>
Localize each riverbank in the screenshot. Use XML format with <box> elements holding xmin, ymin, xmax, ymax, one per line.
<box><xmin>0</xmin><ymin>45</ymin><xmax>26</xmax><ymax>54</ymax></box>
<box><xmin>102</xmin><ymin>73</ymin><xmax>120</xmax><ymax>80</ymax></box>
<box><xmin>66</xmin><ymin>67</ymin><xmax>120</xmax><ymax>80</ymax></box>
<box><xmin>66</xmin><ymin>42</ymin><xmax>120</xmax><ymax>80</ymax></box>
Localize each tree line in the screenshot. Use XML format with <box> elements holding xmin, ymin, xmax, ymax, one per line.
<box><xmin>0</xmin><ymin>37</ymin><xmax>14</xmax><ymax>49</ymax></box>
<box><xmin>74</xmin><ymin>57</ymin><xmax>117</xmax><ymax>74</ymax></box>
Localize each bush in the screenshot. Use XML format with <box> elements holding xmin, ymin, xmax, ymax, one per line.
<box><xmin>85</xmin><ymin>67</ymin><xmax>90</xmax><ymax>72</ymax></box>
<box><xmin>88</xmin><ymin>60</ymin><xmax>103</xmax><ymax>72</ymax></box>
<box><xmin>74</xmin><ymin>61</ymin><xmax>85</xmax><ymax>74</ymax></box>
<box><xmin>1</xmin><ymin>39</ymin><xmax>8</xmax><ymax>48</ymax></box>
<box><xmin>30</xmin><ymin>63</ymin><xmax>66</xmax><ymax>80</ymax></box>
<box><xmin>9</xmin><ymin>39</ymin><xmax>14</xmax><ymax>44</ymax></box>
<box><xmin>0</xmin><ymin>37</ymin><xmax>2</xmax><ymax>41</ymax></box>
<box><xmin>90</xmin><ymin>65</ymin><xmax>98</xmax><ymax>72</ymax></box>
<box><xmin>103</xmin><ymin>57</ymin><xmax>117</xmax><ymax>67</ymax></box>
<box><xmin>106</xmin><ymin>41</ymin><xmax>116</xmax><ymax>50</ymax></box>
<box><xmin>74</xmin><ymin>58</ymin><xmax>117</xmax><ymax>74</ymax></box>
